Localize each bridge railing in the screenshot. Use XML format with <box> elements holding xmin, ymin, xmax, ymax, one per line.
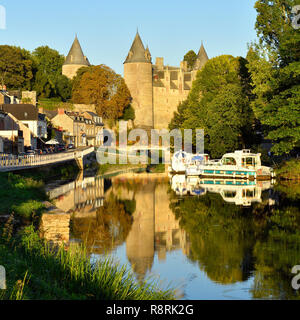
<box><xmin>0</xmin><ymin>147</ymin><xmax>94</xmax><ymax>170</ymax></box>
<box><xmin>0</xmin><ymin>152</ymin><xmax>75</xmax><ymax>168</ymax></box>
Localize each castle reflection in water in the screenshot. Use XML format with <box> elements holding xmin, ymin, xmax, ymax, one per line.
<box><xmin>44</xmin><ymin>173</ymin><xmax>275</xmax><ymax>280</ymax></box>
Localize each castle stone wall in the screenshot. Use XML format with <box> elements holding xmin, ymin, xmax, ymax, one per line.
<box><xmin>124</xmin><ymin>62</ymin><xmax>153</xmax><ymax>128</ymax></box>
<box><xmin>153</xmin><ymin>87</ymin><xmax>189</xmax><ymax>129</ymax></box>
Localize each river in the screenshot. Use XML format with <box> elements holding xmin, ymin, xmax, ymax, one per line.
<box><xmin>44</xmin><ymin>171</ymin><xmax>300</xmax><ymax>300</ymax></box>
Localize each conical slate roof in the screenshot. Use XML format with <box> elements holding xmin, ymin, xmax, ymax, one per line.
<box><xmin>64</xmin><ymin>36</ymin><xmax>90</xmax><ymax>66</ymax></box>
<box><xmin>194</xmin><ymin>42</ymin><xmax>209</xmax><ymax>70</ymax></box>
<box><xmin>124</xmin><ymin>32</ymin><xmax>151</xmax><ymax>64</ymax></box>
<box><xmin>197</xmin><ymin>43</ymin><xmax>209</xmax><ymax>62</ymax></box>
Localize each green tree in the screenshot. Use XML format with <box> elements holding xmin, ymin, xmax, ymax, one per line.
<box><xmin>0</xmin><ymin>45</ymin><xmax>33</xmax><ymax>89</ymax></box>
<box><xmin>31</xmin><ymin>46</ymin><xmax>72</xmax><ymax>101</ymax></box>
<box><xmin>170</xmin><ymin>55</ymin><xmax>256</xmax><ymax>158</ymax></box>
<box><xmin>247</xmin><ymin>1</ymin><xmax>300</xmax><ymax>155</ymax></box>
<box><xmin>184</xmin><ymin>50</ymin><xmax>197</xmax><ymax>70</ymax></box>
<box><xmin>72</xmin><ymin>65</ymin><xmax>131</xmax><ymax>120</ymax></box>
<box><xmin>121</xmin><ymin>104</ymin><xmax>135</xmax><ymax>121</ymax></box>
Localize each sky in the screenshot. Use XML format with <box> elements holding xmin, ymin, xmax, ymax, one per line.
<box><xmin>0</xmin><ymin>0</ymin><xmax>258</xmax><ymax>75</ymax></box>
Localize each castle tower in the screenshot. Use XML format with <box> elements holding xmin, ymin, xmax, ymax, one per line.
<box><xmin>124</xmin><ymin>32</ymin><xmax>153</xmax><ymax>128</ymax></box>
<box><xmin>62</xmin><ymin>35</ymin><xmax>90</xmax><ymax>79</ymax></box>
<box><xmin>194</xmin><ymin>42</ymin><xmax>209</xmax><ymax>70</ymax></box>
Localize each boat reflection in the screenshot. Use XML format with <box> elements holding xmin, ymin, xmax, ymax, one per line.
<box><xmin>171</xmin><ymin>175</ymin><xmax>275</xmax><ymax>206</ymax></box>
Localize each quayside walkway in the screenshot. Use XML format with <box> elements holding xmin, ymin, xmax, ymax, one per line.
<box><xmin>0</xmin><ymin>147</ymin><xmax>94</xmax><ymax>172</ymax></box>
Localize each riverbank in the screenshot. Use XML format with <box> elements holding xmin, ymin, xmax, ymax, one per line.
<box><xmin>0</xmin><ymin>224</ymin><xmax>175</xmax><ymax>300</ymax></box>
<box><xmin>0</xmin><ymin>162</ymin><xmax>80</xmax><ymax>219</ymax></box>
<box><xmin>0</xmin><ymin>172</ymin><xmax>46</xmax><ymax>220</ymax></box>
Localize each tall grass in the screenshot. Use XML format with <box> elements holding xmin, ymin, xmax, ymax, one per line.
<box><xmin>0</xmin><ymin>224</ymin><xmax>175</xmax><ymax>300</ymax></box>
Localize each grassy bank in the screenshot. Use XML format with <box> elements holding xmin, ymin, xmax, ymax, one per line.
<box><xmin>0</xmin><ymin>224</ymin><xmax>175</xmax><ymax>300</ymax></box>
<box><xmin>0</xmin><ymin>172</ymin><xmax>46</xmax><ymax>219</ymax></box>
<box><xmin>275</xmin><ymin>159</ymin><xmax>300</xmax><ymax>180</ymax></box>
<box><xmin>0</xmin><ymin>162</ymin><xmax>80</xmax><ymax>219</ymax></box>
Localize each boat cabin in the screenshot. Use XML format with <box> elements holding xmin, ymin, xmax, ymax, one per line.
<box><xmin>220</xmin><ymin>150</ymin><xmax>261</xmax><ymax>169</ymax></box>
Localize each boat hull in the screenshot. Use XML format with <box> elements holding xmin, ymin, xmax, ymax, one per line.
<box><xmin>186</xmin><ymin>166</ymin><xmax>274</xmax><ymax>180</ymax></box>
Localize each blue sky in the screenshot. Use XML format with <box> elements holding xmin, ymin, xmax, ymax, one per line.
<box><xmin>0</xmin><ymin>0</ymin><xmax>258</xmax><ymax>75</ymax></box>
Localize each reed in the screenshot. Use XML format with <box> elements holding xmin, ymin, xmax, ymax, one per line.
<box><xmin>0</xmin><ymin>225</ymin><xmax>175</xmax><ymax>300</ymax></box>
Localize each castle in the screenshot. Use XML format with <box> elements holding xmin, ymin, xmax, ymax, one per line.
<box><xmin>124</xmin><ymin>32</ymin><xmax>209</xmax><ymax>129</ymax></box>
<box><xmin>63</xmin><ymin>32</ymin><xmax>209</xmax><ymax>129</ymax></box>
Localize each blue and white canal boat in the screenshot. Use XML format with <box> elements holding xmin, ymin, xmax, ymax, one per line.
<box><xmin>185</xmin><ymin>149</ymin><xmax>275</xmax><ymax>180</ymax></box>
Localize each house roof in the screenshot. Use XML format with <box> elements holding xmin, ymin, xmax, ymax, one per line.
<box><xmin>64</xmin><ymin>35</ymin><xmax>90</xmax><ymax>66</ymax></box>
<box><xmin>0</xmin><ymin>104</ymin><xmax>38</xmax><ymax>121</ymax></box>
<box><xmin>85</xmin><ymin>111</ymin><xmax>99</xmax><ymax>117</ymax></box>
<box><xmin>43</xmin><ymin>110</ymin><xmax>58</xmax><ymax>120</ymax></box>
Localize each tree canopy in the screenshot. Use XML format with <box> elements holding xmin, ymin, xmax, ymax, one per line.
<box><xmin>247</xmin><ymin>0</ymin><xmax>300</xmax><ymax>155</ymax></box>
<box><xmin>72</xmin><ymin>65</ymin><xmax>131</xmax><ymax>120</ymax></box>
<box><xmin>184</xmin><ymin>50</ymin><xmax>197</xmax><ymax>70</ymax></box>
<box><xmin>31</xmin><ymin>46</ymin><xmax>72</xmax><ymax>101</ymax></box>
<box><xmin>170</xmin><ymin>55</ymin><xmax>257</xmax><ymax>158</ymax></box>
<box><xmin>0</xmin><ymin>45</ymin><xmax>33</xmax><ymax>89</ymax></box>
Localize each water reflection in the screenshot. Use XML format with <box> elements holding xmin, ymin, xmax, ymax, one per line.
<box><xmin>171</xmin><ymin>174</ymin><xmax>275</xmax><ymax>206</ymax></box>
<box><xmin>45</xmin><ymin>172</ymin><xmax>300</xmax><ymax>300</ymax></box>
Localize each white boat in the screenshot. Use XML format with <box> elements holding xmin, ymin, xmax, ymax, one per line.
<box><xmin>170</xmin><ymin>151</ymin><xmax>210</xmax><ymax>173</ymax></box>
<box><xmin>186</xmin><ymin>149</ymin><xmax>275</xmax><ymax>180</ymax></box>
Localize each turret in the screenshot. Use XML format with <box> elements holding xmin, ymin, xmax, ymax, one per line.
<box><xmin>124</xmin><ymin>31</ymin><xmax>153</xmax><ymax>128</ymax></box>
<box><xmin>62</xmin><ymin>35</ymin><xmax>90</xmax><ymax>79</ymax></box>
<box><xmin>194</xmin><ymin>42</ymin><xmax>209</xmax><ymax>70</ymax></box>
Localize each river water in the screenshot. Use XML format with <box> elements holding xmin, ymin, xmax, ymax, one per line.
<box><xmin>45</xmin><ymin>172</ymin><xmax>300</xmax><ymax>300</ymax></box>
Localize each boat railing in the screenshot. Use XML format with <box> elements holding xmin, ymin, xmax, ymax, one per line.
<box><xmin>207</xmin><ymin>159</ymin><xmax>221</xmax><ymax>165</ymax></box>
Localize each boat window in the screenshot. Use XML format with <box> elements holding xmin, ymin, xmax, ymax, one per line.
<box><xmin>223</xmin><ymin>157</ymin><xmax>236</xmax><ymax>165</ymax></box>
<box><xmin>243</xmin><ymin>189</ymin><xmax>256</xmax><ymax>198</ymax></box>
<box><xmin>242</xmin><ymin>157</ymin><xmax>256</xmax><ymax>166</ymax></box>
<box><xmin>223</xmin><ymin>191</ymin><xmax>236</xmax><ymax>198</ymax></box>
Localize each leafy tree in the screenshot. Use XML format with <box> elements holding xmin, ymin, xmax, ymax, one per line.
<box><xmin>121</xmin><ymin>104</ymin><xmax>135</xmax><ymax>121</ymax></box>
<box><xmin>170</xmin><ymin>55</ymin><xmax>257</xmax><ymax>158</ymax></box>
<box><xmin>247</xmin><ymin>1</ymin><xmax>300</xmax><ymax>155</ymax></box>
<box><xmin>184</xmin><ymin>50</ymin><xmax>197</xmax><ymax>70</ymax></box>
<box><xmin>31</xmin><ymin>46</ymin><xmax>65</xmax><ymax>75</ymax></box>
<box><xmin>72</xmin><ymin>65</ymin><xmax>131</xmax><ymax>120</ymax></box>
<box><xmin>0</xmin><ymin>45</ymin><xmax>33</xmax><ymax>89</ymax></box>
<box><xmin>31</xmin><ymin>46</ymin><xmax>72</xmax><ymax>101</ymax></box>
<box><xmin>169</xmin><ymin>100</ymin><xmax>189</xmax><ymax>130</ymax></box>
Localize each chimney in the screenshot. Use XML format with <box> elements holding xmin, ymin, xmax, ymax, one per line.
<box><xmin>38</xmin><ymin>107</ymin><xmax>44</xmax><ymax>114</ymax></box>
<box><xmin>58</xmin><ymin>108</ymin><xmax>65</xmax><ymax>115</ymax></box>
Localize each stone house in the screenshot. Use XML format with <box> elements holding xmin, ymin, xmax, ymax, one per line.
<box><xmin>82</xmin><ymin>111</ymin><xmax>104</xmax><ymax>146</ymax></box>
<box><xmin>0</xmin><ymin>104</ymin><xmax>47</xmax><ymax>150</ymax></box>
<box><xmin>0</xmin><ymin>111</ymin><xmax>25</xmax><ymax>153</ymax></box>
<box><xmin>51</xmin><ymin>109</ymin><xmax>87</xmax><ymax>147</ymax></box>
<box><xmin>51</xmin><ymin>109</ymin><xmax>104</xmax><ymax>147</ymax></box>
